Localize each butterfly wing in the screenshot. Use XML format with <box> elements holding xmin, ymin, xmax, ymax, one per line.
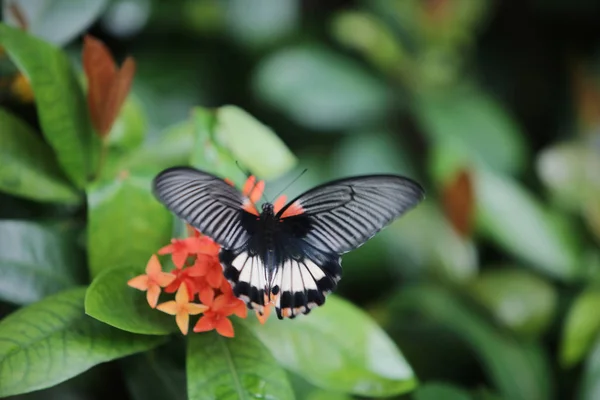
<box><xmin>277</xmin><ymin>175</ymin><xmax>425</xmax><ymax>254</ymax></box>
<box><xmin>269</xmin><ymin>175</ymin><xmax>425</xmax><ymax>318</ymax></box>
<box><xmin>152</xmin><ymin>167</ymin><xmax>257</xmax><ymax>250</ymax></box>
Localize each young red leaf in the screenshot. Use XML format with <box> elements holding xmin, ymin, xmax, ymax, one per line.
<box><xmin>82</xmin><ymin>35</ymin><xmax>135</xmax><ymax>137</ymax></box>
<box><xmin>442</xmin><ymin>169</ymin><xmax>475</xmax><ymax>237</ymax></box>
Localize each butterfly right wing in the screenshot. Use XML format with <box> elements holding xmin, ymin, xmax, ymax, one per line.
<box><xmin>152</xmin><ymin>167</ymin><xmax>257</xmax><ymax>250</ymax></box>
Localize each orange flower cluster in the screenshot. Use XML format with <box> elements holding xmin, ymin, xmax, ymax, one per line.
<box><xmin>128</xmin><ymin>175</ymin><xmax>277</xmax><ymax>337</ymax></box>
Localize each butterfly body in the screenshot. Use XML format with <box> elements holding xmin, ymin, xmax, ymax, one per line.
<box><xmin>153</xmin><ymin>167</ymin><xmax>425</xmax><ymax>319</ymax></box>
<box><xmin>220</xmin><ymin>201</ymin><xmax>340</xmax><ymax>318</ymax></box>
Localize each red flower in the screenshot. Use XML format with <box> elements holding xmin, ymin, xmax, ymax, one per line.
<box><xmin>164</xmin><ymin>267</ymin><xmax>198</xmax><ymax>300</ymax></box>
<box><xmin>188</xmin><ymin>254</ymin><xmax>223</xmax><ymax>288</ymax></box>
<box><xmin>128</xmin><ymin>175</ymin><xmax>277</xmax><ymax>338</ymax></box>
<box><xmin>127</xmin><ymin>255</ymin><xmax>176</xmax><ymax>308</ymax></box>
<box><xmin>156</xmin><ymin>283</ymin><xmax>208</xmax><ymax>335</ymax></box>
<box><xmin>158</xmin><ymin>235</ymin><xmax>218</xmax><ymax>269</ymax></box>
<box><xmin>193</xmin><ymin>292</ymin><xmax>247</xmax><ymax>337</ymax></box>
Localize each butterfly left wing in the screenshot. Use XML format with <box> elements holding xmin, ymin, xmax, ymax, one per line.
<box><xmin>271</xmin><ymin>175</ymin><xmax>425</xmax><ymax>318</ymax></box>
<box><xmin>152</xmin><ymin>167</ymin><xmax>257</xmax><ymax>250</ymax></box>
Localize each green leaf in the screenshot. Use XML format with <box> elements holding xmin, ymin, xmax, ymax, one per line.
<box><xmin>414</xmin><ymin>382</ymin><xmax>473</xmax><ymax>400</ymax></box>
<box><xmin>225</xmin><ymin>0</ymin><xmax>298</xmax><ymax>48</ymax></box>
<box><xmin>0</xmin><ymin>108</ymin><xmax>80</xmax><ymax>204</ymax></box>
<box><xmin>124</xmin><ymin>120</ymin><xmax>195</xmax><ymax>175</ymax></box>
<box><xmin>330</xmin><ymin>130</ymin><xmax>418</xmax><ymax>178</ymax></box>
<box><xmin>189</xmin><ymin>107</ymin><xmax>297</xmax><ymax>184</ymax></box>
<box><xmin>122</xmin><ymin>339</ymin><xmax>187</xmax><ymax>400</ymax></box>
<box><xmin>2</xmin><ymin>0</ymin><xmax>108</xmax><ymax>46</ymax></box>
<box><xmin>190</xmin><ymin>108</ymin><xmax>247</xmax><ymax>187</ymax></box>
<box><xmin>416</xmin><ymin>87</ymin><xmax>527</xmax><ymax>178</ymax></box>
<box><xmin>214</xmin><ymin>105</ymin><xmax>297</xmax><ymax>180</ymax></box>
<box><xmin>387</xmin><ymin>202</ymin><xmax>478</xmax><ymax>283</ymax></box>
<box><xmin>0</xmin><ymin>23</ymin><xmax>96</xmax><ymax>188</ymax></box>
<box><xmin>559</xmin><ymin>285</ymin><xmax>600</xmax><ymax>367</ymax></box>
<box><xmin>536</xmin><ymin>141</ymin><xmax>592</xmax><ymax>212</ymax></box>
<box><xmin>85</xmin><ymin>266</ymin><xmax>176</xmax><ymax>335</ymax></box>
<box><xmin>288</xmin><ymin>371</ymin><xmax>352</xmax><ymax>400</ymax></box>
<box><xmin>107</xmin><ymin>94</ymin><xmax>147</xmax><ymax>152</ymax></box>
<box><xmin>468</xmin><ymin>268</ymin><xmax>557</xmax><ymax>338</ymax></box>
<box><xmin>475</xmin><ymin>169</ymin><xmax>580</xmax><ymax>280</ymax></box>
<box><xmin>187</xmin><ymin>323</ymin><xmax>294</xmax><ymax>400</ymax></box>
<box><xmin>0</xmin><ymin>364</ymin><xmax>123</xmax><ymax>400</ymax></box>
<box><xmin>0</xmin><ymin>220</ymin><xmax>85</xmax><ymax>305</ymax></box>
<box><xmin>331</xmin><ymin>11</ymin><xmax>406</xmax><ymax>76</ymax></box>
<box><xmin>391</xmin><ymin>285</ymin><xmax>553</xmax><ymax>400</ymax></box>
<box><xmin>253</xmin><ymin>45</ymin><xmax>390</xmax><ymax>131</ymax></box>
<box><xmin>87</xmin><ymin>172</ymin><xmax>172</xmax><ymax>277</ymax></box>
<box><xmin>0</xmin><ymin>287</ymin><xmax>166</xmax><ymax>397</ymax></box>
<box><xmin>245</xmin><ymin>295</ymin><xmax>416</xmax><ymax>397</ymax></box>
<box><xmin>579</xmin><ymin>334</ymin><xmax>600</xmax><ymax>400</ymax></box>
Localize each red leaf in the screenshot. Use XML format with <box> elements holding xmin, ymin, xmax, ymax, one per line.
<box><xmin>82</xmin><ymin>35</ymin><xmax>135</xmax><ymax>137</ymax></box>
<box><xmin>442</xmin><ymin>169</ymin><xmax>475</xmax><ymax>238</ymax></box>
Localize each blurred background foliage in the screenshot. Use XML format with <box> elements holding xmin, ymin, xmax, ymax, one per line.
<box><xmin>2</xmin><ymin>0</ymin><xmax>600</xmax><ymax>399</ymax></box>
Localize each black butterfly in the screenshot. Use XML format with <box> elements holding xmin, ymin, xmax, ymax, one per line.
<box><xmin>152</xmin><ymin>167</ymin><xmax>425</xmax><ymax>319</ymax></box>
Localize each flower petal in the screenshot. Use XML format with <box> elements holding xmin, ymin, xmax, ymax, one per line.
<box><xmin>186</xmin><ymin>303</ymin><xmax>209</xmax><ymax>315</ymax></box>
<box><xmin>193</xmin><ymin>315</ymin><xmax>215</xmax><ymax>333</ymax></box>
<box><xmin>154</xmin><ymin>272</ymin><xmax>176</xmax><ymax>287</ymax></box>
<box><xmin>176</xmin><ymin>283</ymin><xmax>189</xmax><ymax>304</ymax></box>
<box><xmin>176</xmin><ymin>311</ymin><xmax>190</xmax><ymax>335</ymax></box>
<box><xmin>206</xmin><ymin>267</ymin><xmax>222</xmax><ymax>288</ymax></box>
<box><xmin>146</xmin><ymin>284</ymin><xmax>161</xmax><ymax>308</ymax></box>
<box><xmin>215</xmin><ymin>317</ymin><xmax>235</xmax><ymax>338</ymax></box>
<box><xmin>172</xmin><ymin>251</ymin><xmax>188</xmax><ymax>269</ymax></box>
<box><xmin>212</xmin><ymin>295</ymin><xmax>228</xmax><ymax>312</ymax></box>
<box><xmin>145</xmin><ymin>254</ymin><xmax>163</xmax><ymax>276</ymax></box>
<box><xmin>156</xmin><ymin>300</ymin><xmax>178</xmax><ymax>315</ymax></box>
<box><xmin>127</xmin><ymin>275</ymin><xmax>149</xmax><ymax>291</ymax></box>
<box><xmin>157</xmin><ymin>243</ymin><xmax>175</xmax><ymax>255</ymax></box>
<box><xmin>231</xmin><ymin>300</ymin><xmax>248</xmax><ymax>318</ymax></box>
<box><xmin>190</xmin><ymin>255</ymin><xmax>210</xmax><ymax>276</ymax></box>
<box><xmin>199</xmin><ymin>286</ymin><xmax>215</xmax><ymax>306</ymax></box>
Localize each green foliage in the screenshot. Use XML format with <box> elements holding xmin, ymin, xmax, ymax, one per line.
<box><xmin>0</xmin><ymin>288</ymin><xmax>165</xmax><ymax>397</ymax></box>
<box><xmin>187</xmin><ymin>324</ymin><xmax>294</xmax><ymax>400</ymax></box>
<box><xmin>468</xmin><ymin>268</ymin><xmax>557</xmax><ymax>338</ymax></box>
<box><xmin>86</xmin><ymin>172</ymin><xmax>173</xmax><ymax>278</ymax></box>
<box><xmin>0</xmin><ymin>24</ymin><xmax>97</xmax><ymax>188</ymax></box>
<box><xmin>413</xmin><ymin>382</ymin><xmax>473</xmax><ymax>400</ymax></box>
<box><xmin>560</xmin><ymin>285</ymin><xmax>600</xmax><ymax>367</ymax></box>
<box><xmin>246</xmin><ymin>295</ymin><xmax>416</xmax><ymax>397</ymax></box>
<box><xmin>253</xmin><ymin>45</ymin><xmax>390</xmax><ymax>131</ymax></box>
<box><xmin>85</xmin><ymin>266</ymin><xmax>176</xmax><ymax>335</ymax></box>
<box><xmin>0</xmin><ymin>220</ymin><xmax>86</xmax><ymax>305</ymax></box>
<box><xmin>2</xmin><ymin>1</ymin><xmax>600</xmax><ymax>399</ymax></box>
<box><xmin>0</xmin><ymin>108</ymin><xmax>80</xmax><ymax>204</ymax></box>
<box><xmin>391</xmin><ymin>285</ymin><xmax>552</xmax><ymax>400</ymax></box>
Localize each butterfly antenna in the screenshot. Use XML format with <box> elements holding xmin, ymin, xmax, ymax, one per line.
<box><xmin>271</xmin><ymin>169</ymin><xmax>308</xmax><ymax>201</ymax></box>
<box><xmin>235</xmin><ymin>161</ymin><xmax>251</xmax><ymax>179</ymax></box>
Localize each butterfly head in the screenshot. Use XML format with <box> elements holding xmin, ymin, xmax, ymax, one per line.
<box><xmin>261</xmin><ymin>202</ymin><xmax>274</xmax><ymax>216</ymax></box>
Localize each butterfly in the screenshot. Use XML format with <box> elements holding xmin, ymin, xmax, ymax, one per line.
<box><xmin>152</xmin><ymin>167</ymin><xmax>425</xmax><ymax>319</ymax></box>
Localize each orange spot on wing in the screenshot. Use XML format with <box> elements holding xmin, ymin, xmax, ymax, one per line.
<box><xmin>273</xmin><ymin>195</ymin><xmax>287</xmax><ymax>214</ymax></box>
<box><xmin>249</xmin><ymin>180</ymin><xmax>265</xmax><ymax>204</ymax></box>
<box><xmin>280</xmin><ymin>201</ymin><xmax>304</xmax><ymax>219</ymax></box>
<box><xmin>242</xmin><ymin>176</ymin><xmax>256</xmax><ymax>196</ymax></box>
<box><xmin>243</xmin><ymin>200</ymin><xmax>259</xmax><ymax>216</ymax></box>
